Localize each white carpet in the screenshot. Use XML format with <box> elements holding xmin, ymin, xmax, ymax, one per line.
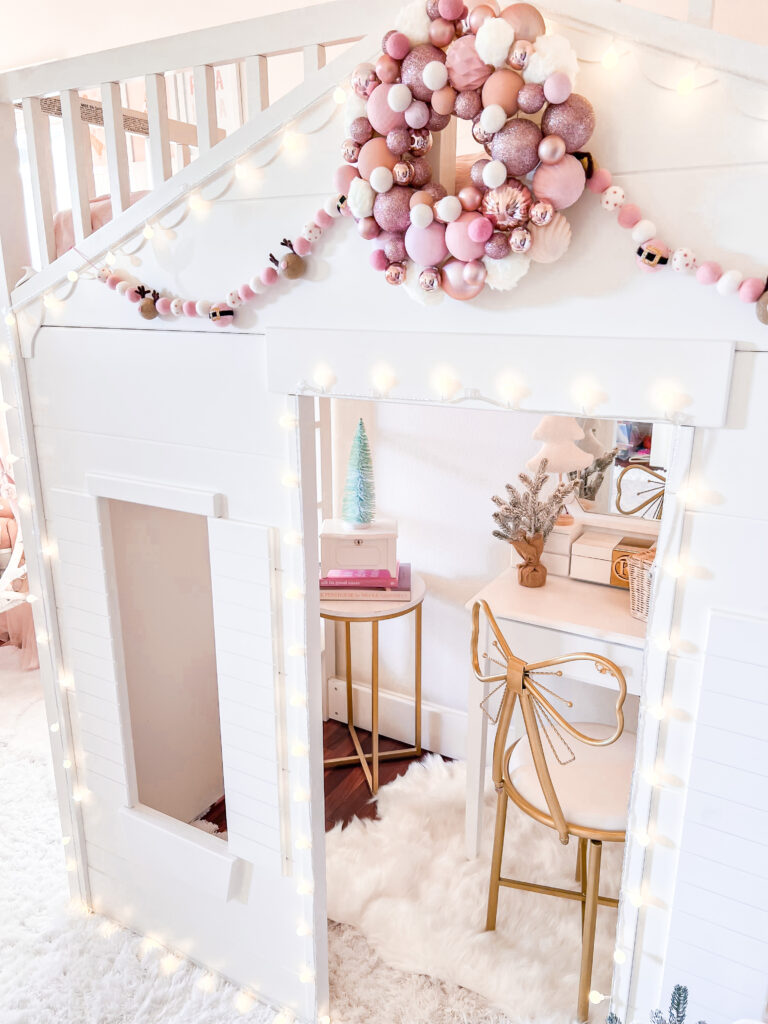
<box><xmin>326</xmin><ymin>756</ymin><xmax>622</xmax><ymax>1024</ymax></box>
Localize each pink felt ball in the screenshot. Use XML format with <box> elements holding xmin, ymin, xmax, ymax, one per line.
<box><xmin>334</xmin><ymin>164</ymin><xmax>359</xmax><ymax>194</ymax></box>
<box><xmin>126</xmin><ymin>287</ymin><xmax>141</xmax><ymax>304</ymax></box>
<box><xmin>532</xmin><ymin>155</ymin><xmax>586</xmax><ymax>210</ymax></box>
<box><xmin>238</xmin><ymin>283</ymin><xmax>256</xmax><ymax>302</ymax></box>
<box><xmin>468</xmin><ymin>215</ymin><xmax>493</xmax><ymax>243</ymax></box>
<box><xmin>182</xmin><ymin>299</ymin><xmax>197</xmax><ymax>316</ymax></box>
<box><xmin>316</xmin><ymin>209</ymin><xmax>333</xmax><ymax>228</ymax></box>
<box><xmin>106</xmin><ymin>274</ymin><xmax>122</xmax><ymax>290</ymax></box>
<box><xmin>294</xmin><ymin>236</ymin><xmax>312</xmax><ymax>256</ymax></box>
<box><xmin>405</xmin><ymin>100</ymin><xmax>430</xmax><ymax>129</ymax></box>
<box><xmin>543</xmin><ymin>72</ymin><xmax>572</xmax><ymax>105</ymax></box>
<box><xmin>439</xmin><ymin>0</ymin><xmax>464</xmax><ymax>18</ymax></box>
<box><xmin>696</xmin><ymin>261</ymin><xmax>722</xmax><ymax>286</ymax></box>
<box><xmin>405</xmin><ymin>221</ymin><xmax>449</xmax><ymax>266</ymax></box>
<box><xmin>370</xmin><ymin>248</ymin><xmax>389</xmax><ymax>271</ymax></box>
<box><xmin>367</xmin><ymin>84</ymin><xmax>408</xmax><ymax>135</ymax></box>
<box><xmin>155</xmin><ymin>297</ymin><xmax>172</xmax><ymax>315</ymax></box>
<box><xmin>617</xmin><ymin>203</ymin><xmax>642</xmax><ymax>229</ymax></box>
<box><xmin>445</xmin><ymin>211</ymin><xmax>487</xmax><ymax>261</ymax></box>
<box><xmin>587</xmin><ymin>168</ymin><xmax>612</xmax><ymax>194</ymax></box>
<box><xmin>386</xmin><ymin>31</ymin><xmax>411</xmax><ymax>60</ymax></box>
<box><xmin>261</xmin><ymin>267</ymin><xmax>279</xmax><ymax>286</ymax></box>
<box><xmin>740</xmin><ymin>277</ymin><xmax>766</xmax><ymax>303</ymax></box>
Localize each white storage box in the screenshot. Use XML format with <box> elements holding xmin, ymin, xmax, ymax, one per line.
<box><xmin>541</xmin><ymin>551</ymin><xmax>571</xmax><ymax>577</ymax></box>
<box><xmin>570</xmin><ymin>528</ymin><xmax>628</xmax><ymax>586</ymax></box>
<box><xmin>545</xmin><ymin>521</ymin><xmax>584</xmax><ymax>557</ymax></box>
<box><xmin>320</xmin><ymin>518</ymin><xmax>398</xmax><ymax>578</ymax></box>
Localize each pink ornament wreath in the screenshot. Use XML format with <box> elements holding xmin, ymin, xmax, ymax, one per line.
<box><xmin>338</xmin><ymin>0</ymin><xmax>595</xmax><ymax>299</ymax></box>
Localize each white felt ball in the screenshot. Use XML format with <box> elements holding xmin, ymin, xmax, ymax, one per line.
<box><xmin>323</xmin><ymin>195</ymin><xmax>342</xmax><ymax>217</ymax></box>
<box><xmin>475</xmin><ymin>18</ymin><xmax>516</xmax><ymax>69</ymax></box>
<box><xmin>410</xmin><ymin>203</ymin><xmax>434</xmax><ymax>228</ymax></box>
<box><xmin>387</xmin><ymin>83</ymin><xmax>413</xmax><ymax>112</ymax></box>
<box><xmin>435</xmin><ymin>195</ymin><xmax>463</xmax><ymax>223</ymax></box>
<box><xmin>395</xmin><ymin>0</ymin><xmax>432</xmax><ymax>45</ymax></box>
<box><xmin>115</xmin><ymin>281</ymin><xmax>130</xmax><ymax>296</ymax></box>
<box><xmin>631</xmin><ymin>219</ymin><xmax>656</xmax><ymax>244</ymax></box>
<box><xmin>170</xmin><ymin>298</ymin><xmax>184</xmax><ymax>316</ymax></box>
<box><xmin>248</xmin><ymin>275</ymin><xmax>264</xmax><ymax>293</ymax></box>
<box><xmin>600</xmin><ymin>185</ymin><xmax>625</xmax><ymax>211</ymax></box>
<box><xmin>671</xmin><ymin>248</ymin><xmax>696</xmax><ymax>273</ymax></box>
<box><xmin>480</xmin><ymin>104</ymin><xmax>507</xmax><ymax>135</ymax></box>
<box><xmin>524</xmin><ymin>35</ymin><xmax>579</xmax><ymax>86</ymax></box>
<box><xmin>370</xmin><ymin>166</ymin><xmax>395</xmax><ymax>193</ymax></box>
<box><xmin>716</xmin><ymin>269</ymin><xmax>744</xmax><ymax>296</ymax></box>
<box><xmin>422</xmin><ymin>61</ymin><xmax>448</xmax><ymax>92</ymax></box>
<box><xmin>195</xmin><ymin>300</ymin><xmax>211</xmax><ymax>317</ymax></box>
<box><xmin>482</xmin><ymin>160</ymin><xmax>508</xmax><ymax>189</ymax></box>
<box><xmin>226</xmin><ymin>290</ymin><xmax>242</xmax><ymax>307</ymax></box>
<box><xmin>347</xmin><ymin>177</ymin><xmax>376</xmax><ymax>219</ymax></box>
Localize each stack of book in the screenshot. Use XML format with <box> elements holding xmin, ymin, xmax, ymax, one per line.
<box><xmin>319</xmin><ymin>563</ymin><xmax>412</xmax><ymax>602</ymax></box>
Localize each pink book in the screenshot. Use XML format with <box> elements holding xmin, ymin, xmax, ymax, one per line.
<box><xmin>320</xmin><ymin>564</ymin><xmax>400</xmax><ymax>588</ymax></box>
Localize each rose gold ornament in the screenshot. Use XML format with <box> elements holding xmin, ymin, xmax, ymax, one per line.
<box><xmin>375</xmin><ymin>54</ymin><xmax>401</xmax><ymax>85</ymax></box>
<box><xmin>352</xmin><ymin>63</ymin><xmax>380</xmax><ymax>98</ymax></box>
<box><xmin>342</xmin><ymin>138</ymin><xmax>361</xmax><ymax>163</ymax></box>
<box><xmin>429</xmin><ymin>17</ymin><xmax>456</xmax><ymax>46</ymax></box>
<box><xmin>541</xmin><ymin>94</ymin><xmax>596</xmax><ymax>153</ymax></box>
<box><xmin>357</xmin><ymin>216</ymin><xmax>381</xmax><ymax>239</ymax></box>
<box><xmin>480</xmin><ymin>182</ymin><xmax>532</xmax><ymax>227</ymax></box>
<box><xmin>508</xmin><ymin>39</ymin><xmax>533</xmax><ymax>70</ymax></box>
<box><xmin>468</xmin><ymin>3</ymin><xmax>495</xmax><ymax>32</ymax></box>
<box><xmin>419</xmin><ymin>266</ymin><xmax>443</xmax><ymax>291</ymax></box>
<box><xmin>393</xmin><ymin>160</ymin><xmax>416</xmax><ymax>185</ymax></box>
<box><xmin>463</xmin><ymin>259</ymin><xmax>487</xmax><ymax>286</ymax></box>
<box><xmin>409</xmin><ymin>128</ymin><xmax>433</xmax><ymax>156</ymax></box>
<box><xmin>537</xmin><ymin>133</ymin><xmax>566</xmax><ymax>165</ymax></box>
<box><xmin>441</xmin><ymin>258</ymin><xmax>486</xmax><ymax>300</ymax></box>
<box><xmin>500</xmin><ymin>3</ymin><xmax>546</xmax><ymax>43</ymax></box>
<box><xmin>509</xmin><ymin>225</ymin><xmax>533</xmax><ymax>252</ymax></box>
<box><xmin>454</xmin><ymin>89</ymin><xmax>482</xmax><ymax>120</ymax></box>
<box><xmin>472</xmin><ymin>118</ymin><xmax>495</xmax><ymax>146</ymax></box>
<box><xmin>529</xmin><ymin>199</ymin><xmax>554</xmax><ymax>226</ymax></box>
<box><xmin>458</xmin><ymin>185</ymin><xmax>483</xmax><ymax>211</ymax></box>
<box><xmin>410</xmin><ymin>190</ymin><xmax>436</xmax><ymax>208</ymax></box>
<box><xmin>432</xmin><ymin>85</ymin><xmax>457</xmax><ymax>115</ymax></box>
<box><xmin>385</xmin><ymin>262</ymin><xmax>407</xmax><ymax>285</ymax></box>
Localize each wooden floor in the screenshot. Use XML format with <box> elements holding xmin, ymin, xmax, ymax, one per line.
<box><xmin>200</xmin><ymin>719</ymin><xmax>433</xmax><ymax>834</ymax></box>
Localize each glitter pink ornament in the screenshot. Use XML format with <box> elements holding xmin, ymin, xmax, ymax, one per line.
<box><xmin>541</xmin><ymin>94</ymin><xmax>596</xmax><ymax>152</ymax></box>
<box><xmin>386</xmin><ymin>128</ymin><xmax>412</xmax><ymax>155</ymax></box>
<box><xmin>401</xmin><ymin>44</ymin><xmax>446</xmax><ymax>101</ymax></box>
<box><xmin>349</xmin><ymin>117</ymin><xmax>374</xmax><ymax>144</ymax></box>
<box><xmin>484</xmin><ymin>231</ymin><xmax>511</xmax><ymax>259</ymax></box>
<box><xmin>517</xmin><ymin>82</ymin><xmax>545</xmax><ymax>113</ymax></box>
<box><xmin>489</xmin><ymin>118</ymin><xmax>542</xmax><ymax>176</ymax></box>
<box><xmin>455</xmin><ymin>89</ymin><xmax>482</xmax><ymax>120</ymax></box>
<box><xmin>428</xmin><ymin>109</ymin><xmax>451</xmax><ymax>131</ymax></box>
<box><xmin>410</xmin><ymin>157</ymin><xmax>433</xmax><ymax>187</ymax></box>
<box><xmin>373</xmin><ymin>186</ymin><xmax>415</xmax><ymax>232</ymax></box>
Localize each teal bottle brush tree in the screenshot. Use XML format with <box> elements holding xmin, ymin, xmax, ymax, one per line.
<box><xmin>342</xmin><ymin>418</ymin><xmax>376</xmax><ymax>529</ymax></box>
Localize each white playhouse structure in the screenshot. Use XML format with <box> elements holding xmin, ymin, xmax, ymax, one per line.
<box><xmin>0</xmin><ymin>1</ymin><xmax>766</xmax><ymax>1022</ymax></box>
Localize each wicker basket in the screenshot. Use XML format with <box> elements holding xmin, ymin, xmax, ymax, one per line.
<box><xmin>628</xmin><ymin>548</ymin><xmax>656</xmax><ymax>622</ymax></box>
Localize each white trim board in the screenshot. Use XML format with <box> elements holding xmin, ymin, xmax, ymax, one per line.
<box><xmin>86</xmin><ymin>474</ymin><xmax>225</xmax><ymax>517</ymax></box>
<box><xmin>266</xmin><ymin>330</ymin><xmax>735</xmax><ymax>428</ymax></box>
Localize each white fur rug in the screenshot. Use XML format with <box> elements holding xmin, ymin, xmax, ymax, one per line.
<box><xmin>326</xmin><ymin>756</ymin><xmax>622</xmax><ymax>1024</ymax></box>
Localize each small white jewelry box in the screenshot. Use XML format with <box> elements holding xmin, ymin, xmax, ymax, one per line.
<box><xmin>570</xmin><ymin>528</ymin><xmax>628</xmax><ymax>586</ymax></box>
<box><xmin>320</xmin><ymin>518</ymin><xmax>398</xmax><ymax>578</ymax></box>
<box><xmin>542</xmin><ymin>521</ymin><xmax>584</xmax><ymax>575</ymax></box>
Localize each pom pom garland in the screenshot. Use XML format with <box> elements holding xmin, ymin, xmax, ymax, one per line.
<box><xmin>475</xmin><ymin>18</ymin><xmax>516</xmax><ymax>68</ymax></box>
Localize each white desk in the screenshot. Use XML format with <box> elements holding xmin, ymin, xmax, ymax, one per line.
<box><xmin>464</xmin><ymin>568</ymin><xmax>646</xmax><ymax>858</ymax></box>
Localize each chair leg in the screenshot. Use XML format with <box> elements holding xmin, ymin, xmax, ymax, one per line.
<box><xmin>577</xmin><ymin>837</ymin><xmax>588</xmax><ymax>930</ymax></box>
<box><xmin>577</xmin><ymin>839</ymin><xmax>602</xmax><ymax>1023</ymax></box>
<box><xmin>485</xmin><ymin>789</ymin><xmax>508</xmax><ymax>931</ymax></box>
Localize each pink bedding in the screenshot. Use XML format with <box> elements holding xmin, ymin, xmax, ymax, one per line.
<box><xmin>53</xmin><ymin>191</ymin><xmax>149</xmax><ymax>258</ymax></box>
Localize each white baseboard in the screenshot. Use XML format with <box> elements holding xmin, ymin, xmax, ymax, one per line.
<box><xmin>326</xmin><ymin>676</ymin><xmax>470</xmax><ymax>761</ymax></box>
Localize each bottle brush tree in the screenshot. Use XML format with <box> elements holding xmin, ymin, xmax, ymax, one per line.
<box><xmin>342</xmin><ymin>418</ymin><xmax>376</xmax><ymax>528</ymax></box>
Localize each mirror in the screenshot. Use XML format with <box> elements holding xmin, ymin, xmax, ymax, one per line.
<box><xmin>570</xmin><ymin>419</ymin><xmax>670</xmax><ymax>519</ymax></box>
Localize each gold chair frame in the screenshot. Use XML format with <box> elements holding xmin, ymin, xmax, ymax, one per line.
<box><xmin>471</xmin><ymin>600</ymin><xmax>628</xmax><ymax>1022</ymax></box>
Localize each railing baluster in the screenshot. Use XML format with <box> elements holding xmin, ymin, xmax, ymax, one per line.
<box><xmin>21</xmin><ymin>97</ymin><xmax>57</xmax><ymax>267</ymax></box>
<box><xmin>0</xmin><ymin>101</ymin><xmax>31</xmax><ymax>294</ymax></box>
<box><xmin>178</xmin><ymin>143</ymin><xmax>191</xmax><ymax>167</ymax></box>
<box><xmin>60</xmin><ymin>89</ymin><xmax>93</xmax><ymax>242</ymax></box>
<box><xmin>244</xmin><ymin>55</ymin><xmax>269</xmax><ymax>118</ymax></box>
<box><xmin>193</xmin><ymin>64</ymin><xmax>217</xmax><ymax>153</ymax></box>
<box><xmin>145</xmin><ymin>73</ymin><xmax>172</xmax><ymax>187</ymax></box>
<box><xmin>101</xmin><ymin>82</ymin><xmax>131</xmax><ymax>216</ymax></box>
<box><xmin>303</xmin><ymin>44</ymin><xmax>326</xmax><ymax>76</ymax></box>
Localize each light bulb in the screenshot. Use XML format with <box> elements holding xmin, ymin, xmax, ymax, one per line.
<box><xmin>371</xmin><ymin>362</ymin><xmax>397</xmax><ymax>396</ymax></box>
<box><xmin>296</xmin><ymin>920</ymin><xmax>312</xmax><ymax>936</ymax></box>
<box><xmin>36</xmin><ymin>631</ymin><xmax>49</xmax><ymax>644</ymax></box>
<box><xmin>65</xmin><ymin>857</ymin><xmax>77</xmax><ymax>872</ymax></box>
<box><xmin>293</xmin><ymin>787</ymin><xmax>310</xmax><ymax>803</ymax></box>
<box><xmin>290</xmin><ymin>692</ymin><xmax>307</xmax><ymax>708</ymax></box>
<box><xmin>296</xmin><ymin>879</ymin><xmax>314</xmax><ymax>896</ymax></box>
<box><xmin>161</xmin><ymin>954</ymin><xmax>181</xmax><ymax>974</ymax></box>
<box><xmin>430</xmin><ymin>365</ymin><xmax>461</xmax><ymax>401</ymax></box>
<box><xmin>234</xmin><ymin>991</ymin><xmax>255</xmax><ymax>1014</ymax></box>
<box><xmin>282</xmin><ymin>129</ymin><xmax>306</xmax><ymax>157</ymax></box>
<box><xmin>627</xmin><ymin>890</ymin><xmax>644</xmax><ymax>908</ymax></box>
<box><xmin>60</xmin><ymin>673</ymin><xmax>74</xmax><ymax>690</ymax></box>
<box><xmin>318</xmin><ymin>1016</ymin><xmax>331</xmax><ymax>1024</ymax></box>
<box><xmin>613</xmin><ymin>949</ymin><xmax>627</xmax><ymax>965</ymax></box>
<box><xmin>197</xmin><ymin>973</ymin><xmax>216</xmax><ymax>992</ymax></box>
<box><xmin>234</xmin><ymin>160</ymin><xmax>250</xmax><ymax>181</ymax></box>
<box><xmin>25</xmin><ymin>593</ymin><xmax>38</xmax><ymax>603</ymax></box>
<box><xmin>50</xmin><ymin>722</ymin><xmax>60</xmax><ymax>733</ymax></box>
<box><xmin>496</xmin><ymin>370</ymin><xmax>527</xmax><ymax>407</ymax></box>
<box><xmin>284</xmin><ymin>530</ymin><xmax>303</xmax><ymax>546</ymax></box>
<box><xmin>677</xmin><ymin>72</ymin><xmax>695</xmax><ymax>96</ymax></box>
<box><xmin>105</xmin><ymin>251</ymin><xmax>116</xmax><ymax>265</ymax></box>
<box><xmin>333</xmin><ymin>86</ymin><xmax>347</xmax><ymax>104</ymax></box>
<box><xmin>601</xmin><ymin>45</ymin><xmax>619</xmax><ymax>70</ymax></box>
<box><xmin>142</xmin><ymin>224</ymin><xmax>155</xmax><ymax>240</ymax></box>
<box><xmin>62</xmin><ymin>758</ymin><xmax>72</xmax><ymax>769</ymax></box>
<box><xmin>67</xmin><ymin>270</ymin><xmax>79</xmax><ymax>283</ymax></box>
<box><xmin>647</xmin><ymin>703</ymin><xmax>666</xmax><ymax>721</ymax></box>
<box><xmin>188</xmin><ymin>193</ymin><xmax>210</xmax><ymax>215</ymax></box>
<box><xmin>312</xmin><ymin>364</ymin><xmax>336</xmax><ymax>392</ymax></box>
<box><xmin>570</xmin><ymin>376</ymin><xmax>604</xmax><ymax>413</ymax></box>
<box><xmin>291</xmin><ymin>741</ymin><xmax>308</xmax><ymax>757</ymax></box>
<box><xmin>633</xmin><ymin>830</ymin><xmax>652</xmax><ymax>847</ymax></box>
<box><xmin>288</xmin><ymin>644</ymin><xmax>306</xmax><ymax>658</ymax></box>
<box><xmin>72</xmin><ymin>788</ymin><xmax>85</xmax><ymax>803</ymax></box>
<box><xmin>43</xmin><ymin>292</ymin><xmax>58</xmax><ymax>309</ymax></box>
<box><xmin>42</xmin><ymin>540</ymin><xmax>59</xmax><ymax>559</ymax></box>
<box><xmin>274</xmin><ymin>1012</ymin><xmax>294</xmax><ymax>1024</ymax></box>
<box><xmin>4</xmin><ymin>312</ymin><xmax>16</xmax><ymax>326</ymax></box>
<box><xmin>281</xmin><ymin>471</ymin><xmax>300</xmax><ymax>488</ymax></box>
<box><xmin>589</xmin><ymin>991</ymin><xmax>606</xmax><ymax>1005</ymax></box>
<box><xmin>285</xmin><ymin>585</ymin><xmax>304</xmax><ymax>601</ymax></box>
<box><xmin>299</xmin><ymin>966</ymin><xmax>315</xmax><ymax>984</ymax></box>
<box><xmin>652</xmin><ymin>634</ymin><xmax>671</xmax><ymax>653</ymax></box>
<box><xmin>295</xmin><ymin>835</ymin><xmax>312</xmax><ymax>851</ymax></box>
<box><xmin>279</xmin><ymin>412</ymin><xmax>298</xmax><ymax>430</ymax></box>
<box><xmin>17</xmin><ymin>494</ymin><xmax>32</xmax><ymax>511</ymax></box>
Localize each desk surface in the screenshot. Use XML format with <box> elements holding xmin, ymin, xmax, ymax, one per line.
<box><xmin>467</xmin><ymin>567</ymin><xmax>646</xmax><ymax>650</ymax></box>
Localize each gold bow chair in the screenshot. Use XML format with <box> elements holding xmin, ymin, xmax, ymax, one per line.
<box><xmin>471</xmin><ymin>600</ymin><xmax>634</xmax><ymax>1022</ymax></box>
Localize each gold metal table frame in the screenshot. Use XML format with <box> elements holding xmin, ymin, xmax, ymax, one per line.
<box><xmin>320</xmin><ymin>573</ymin><xmax>425</xmax><ymax>794</ymax></box>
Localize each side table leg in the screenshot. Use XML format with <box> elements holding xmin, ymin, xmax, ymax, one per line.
<box><xmin>372</xmin><ymin>620</ymin><xmax>379</xmax><ymax>793</ymax></box>
<box><xmin>415</xmin><ymin>602</ymin><xmax>422</xmax><ymax>756</ymax></box>
<box><xmin>345</xmin><ymin>620</ymin><xmax>353</xmax><ymax>731</ymax></box>
<box><xmin>465</xmin><ymin>620</ymin><xmax>490</xmax><ymax>860</ymax></box>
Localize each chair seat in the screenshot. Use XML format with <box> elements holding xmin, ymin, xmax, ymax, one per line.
<box><xmin>507</xmin><ymin>722</ymin><xmax>636</xmax><ymax>833</ymax></box>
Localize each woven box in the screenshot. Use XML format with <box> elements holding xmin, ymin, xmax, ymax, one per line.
<box><xmin>628</xmin><ymin>549</ymin><xmax>656</xmax><ymax>621</ymax></box>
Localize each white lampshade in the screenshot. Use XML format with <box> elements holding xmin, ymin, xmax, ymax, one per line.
<box><xmin>527</xmin><ymin>415</ymin><xmax>593</xmax><ymax>474</ymax></box>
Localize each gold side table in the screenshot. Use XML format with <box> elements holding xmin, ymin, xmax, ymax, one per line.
<box><xmin>320</xmin><ymin>572</ymin><xmax>426</xmax><ymax>794</ymax></box>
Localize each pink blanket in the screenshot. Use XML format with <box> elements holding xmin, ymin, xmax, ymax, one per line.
<box><xmin>53</xmin><ymin>191</ymin><xmax>149</xmax><ymax>257</ymax></box>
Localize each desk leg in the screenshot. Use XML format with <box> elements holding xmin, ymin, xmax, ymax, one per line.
<box><xmin>465</xmin><ymin>621</ymin><xmax>490</xmax><ymax>860</ymax></box>
<box><xmin>414</xmin><ymin>603</ymin><xmax>422</xmax><ymax>757</ymax></box>
<box><xmin>371</xmin><ymin>620</ymin><xmax>379</xmax><ymax>794</ymax></box>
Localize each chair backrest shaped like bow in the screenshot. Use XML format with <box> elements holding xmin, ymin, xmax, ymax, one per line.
<box><xmin>471</xmin><ymin>600</ymin><xmax>628</xmax><ymax>844</ymax></box>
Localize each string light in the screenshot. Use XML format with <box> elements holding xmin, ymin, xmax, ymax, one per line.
<box><xmin>290</xmin><ymin>692</ymin><xmax>307</xmax><ymax>708</ymax></box>
<box><xmin>187</xmin><ymin>193</ymin><xmax>211</xmax><ymax>215</ymax></box>
<box><xmin>67</xmin><ymin>270</ymin><xmax>79</xmax><ymax>283</ymax></box>
<box><xmin>312</xmin><ymin>364</ymin><xmax>336</xmax><ymax>392</ymax></box>
<box><xmin>291</xmin><ymin>740</ymin><xmax>308</xmax><ymax>757</ymax></box>
<box><xmin>613</xmin><ymin>949</ymin><xmax>627</xmax><ymax>965</ymax></box>
<box><xmin>430</xmin><ymin>365</ymin><xmax>461</xmax><ymax>401</ymax></box>
<box><xmin>42</xmin><ymin>539</ymin><xmax>59</xmax><ymax>559</ymax></box>
<box><xmin>285</xmin><ymin>585</ymin><xmax>304</xmax><ymax>601</ymax></box>
<box><xmin>296</xmin><ymin>920</ymin><xmax>312</xmax><ymax>937</ymax></box>
<box><xmin>288</xmin><ymin>644</ymin><xmax>306</xmax><ymax>657</ymax></box>
<box><xmin>62</xmin><ymin>758</ymin><xmax>72</xmax><ymax>769</ymax></box>
<box><xmin>17</xmin><ymin>494</ymin><xmax>32</xmax><ymax>511</ymax></box>
<box><xmin>496</xmin><ymin>370</ymin><xmax>528</xmax><ymax>407</ymax></box>
<box><xmin>589</xmin><ymin>991</ymin><xmax>607</xmax><ymax>1005</ymax></box>
<box><xmin>283</xmin><ymin>530</ymin><xmax>303</xmax><ymax>546</ymax></box>
<box><xmin>62</xmin><ymin>835</ymin><xmax>72</xmax><ymax>846</ymax></box>
<box><xmin>677</xmin><ymin>72</ymin><xmax>696</xmax><ymax>96</ymax></box>
<box><xmin>299</xmin><ymin>965</ymin><xmax>315</xmax><ymax>984</ymax></box>
<box><xmin>234</xmin><ymin>991</ymin><xmax>255</xmax><ymax>1014</ymax></box>
<box><xmin>50</xmin><ymin>722</ymin><xmax>60</xmax><ymax>733</ymax></box>
<box><xmin>59</xmin><ymin>672</ymin><xmax>75</xmax><ymax>691</ymax></box>
<box><xmin>142</xmin><ymin>224</ymin><xmax>155</xmax><ymax>240</ymax></box>
<box><xmin>105</xmin><ymin>251</ymin><xmax>116</xmax><ymax>265</ymax></box>
<box><xmin>296</xmin><ymin>878</ymin><xmax>314</xmax><ymax>896</ymax></box>
<box><xmin>371</xmin><ymin>362</ymin><xmax>397</xmax><ymax>397</ymax></box>
<box><xmin>4</xmin><ymin>312</ymin><xmax>16</xmax><ymax>326</ymax></box>
<box><xmin>633</xmin><ymin>830</ymin><xmax>652</xmax><ymax>848</ymax></box>
<box><xmin>293</xmin><ymin>786</ymin><xmax>310</xmax><ymax>803</ymax></box>
<box><xmin>332</xmin><ymin>86</ymin><xmax>346</xmax><ymax>104</ymax></box>
<box><xmin>279</xmin><ymin>413</ymin><xmax>298</xmax><ymax>430</ymax></box>
<box><xmin>601</xmin><ymin>45</ymin><xmax>620</xmax><ymax>70</ymax></box>
<box><xmin>318</xmin><ymin>1016</ymin><xmax>331</xmax><ymax>1024</ymax></box>
<box><xmin>281</xmin><ymin>471</ymin><xmax>300</xmax><ymax>488</ymax></box>
<box><xmin>36</xmin><ymin>631</ymin><xmax>49</xmax><ymax>645</ymax></box>
<box><xmin>295</xmin><ymin>835</ymin><xmax>312</xmax><ymax>851</ymax></box>
<box><xmin>274</xmin><ymin>1012</ymin><xmax>294</xmax><ymax>1024</ymax></box>
<box><xmin>652</xmin><ymin>634</ymin><xmax>671</xmax><ymax>653</ymax></box>
<box><xmin>197</xmin><ymin>973</ymin><xmax>217</xmax><ymax>993</ymax></box>
<box><xmin>570</xmin><ymin>376</ymin><xmax>604</xmax><ymax>413</ymax></box>
<box><xmin>627</xmin><ymin>890</ymin><xmax>644</xmax><ymax>908</ymax></box>
<box><xmin>646</xmin><ymin>703</ymin><xmax>667</xmax><ymax>721</ymax></box>
<box><xmin>160</xmin><ymin>954</ymin><xmax>182</xmax><ymax>975</ymax></box>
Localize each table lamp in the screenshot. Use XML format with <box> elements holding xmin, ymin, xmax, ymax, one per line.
<box><xmin>526</xmin><ymin>415</ymin><xmax>593</xmax><ymax>525</ymax></box>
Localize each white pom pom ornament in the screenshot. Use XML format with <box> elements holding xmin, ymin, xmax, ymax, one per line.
<box><xmin>195</xmin><ymin>300</ymin><xmax>212</xmax><ymax>317</ymax></box>
<box><xmin>422</xmin><ymin>61</ymin><xmax>448</xmax><ymax>91</ymax></box>
<box><xmin>370</xmin><ymin>166</ymin><xmax>395</xmax><ymax>193</ymax></box>
<box><xmin>344</xmin><ymin>93</ymin><xmax>368</xmax><ymax>133</ymax></box>
<box><xmin>716</xmin><ymin>269</ymin><xmax>743</xmax><ymax>296</ymax></box>
<box><xmin>116</xmin><ymin>281</ymin><xmax>130</xmax><ymax>296</ymax></box>
<box><xmin>395</xmin><ymin>0</ymin><xmax>432</xmax><ymax>45</ymax></box>
<box><xmin>523</xmin><ymin>35</ymin><xmax>579</xmax><ymax>86</ymax></box>
<box><xmin>410</xmin><ymin>204</ymin><xmax>434</xmax><ymax>228</ymax></box>
<box><xmin>482</xmin><ymin>160</ymin><xmax>508</xmax><ymax>189</ymax></box>
<box><xmin>631</xmin><ymin>219</ymin><xmax>656</xmax><ymax>244</ymax></box>
<box><xmin>387</xmin><ymin>84</ymin><xmax>412</xmax><ymax>112</ymax></box>
<box><xmin>347</xmin><ymin>177</ymin><xmax>376</xmax><ymax>219</ymax></box>
<box><xmin>323</xmin><ymin>195</ymin><xmax>342</xmax><ymax>217</ymax></box>
<box><xmin>435</xmin><ymin>195</ymin><xmax>463</xmax><ymax>223</ymax></box>
<box><xmin>475</xmin><ymin>18</ymin><xmax>516</xmax><ymax>69</ymax></box>
<box><xmin>480</xmin><ymin>104</ymin><xmax>507</xmax><ymax>134</ymax></box>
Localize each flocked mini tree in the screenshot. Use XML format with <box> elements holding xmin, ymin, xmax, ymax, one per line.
<box><xmin>342</xmin><ymin>418</ymin><xmax>376</xmax><ymax>529</ymax></box>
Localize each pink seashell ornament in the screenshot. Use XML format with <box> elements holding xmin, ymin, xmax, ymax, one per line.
<box><xmin>529</xmin><ymin>212</ymin><xmax>572</xmax><ymax>264</ymax></box>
